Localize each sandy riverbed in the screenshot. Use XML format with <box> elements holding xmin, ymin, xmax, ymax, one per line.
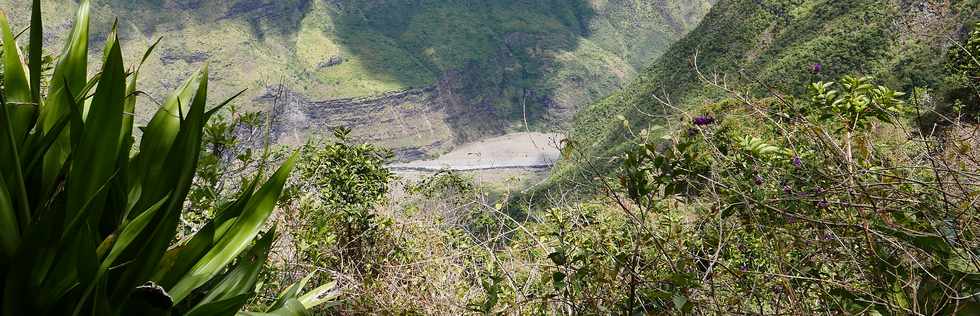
<box><xmin>389</xmin><ymin>132</ymin><xmax>564</xmax><ymax>171</ymax></box>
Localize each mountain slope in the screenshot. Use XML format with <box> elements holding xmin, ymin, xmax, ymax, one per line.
<box><xmin>554</xmin><ymin>0</ymin><xmax>978</xmax><ymax>180</ymax></box>
<box><xmin>0</xmin><ymin>0</ymin><xmax>713</xmax><ymax>159</ymax></box>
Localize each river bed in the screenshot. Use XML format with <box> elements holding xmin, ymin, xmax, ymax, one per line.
<box><xmin>389</xmin><ymin>132</ymin><xmax>564</xmax><ymax>172</ymax></box>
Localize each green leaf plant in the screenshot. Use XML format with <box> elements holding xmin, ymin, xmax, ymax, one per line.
<box><xmin>809</xmin><ymin>75</ymin><xmax>906</xmax><ymax>167</ymax></box>
<box><xmin>0</xmin><ymin>1</ymin><xmax>334</xmax><ymax>315</ymax></box>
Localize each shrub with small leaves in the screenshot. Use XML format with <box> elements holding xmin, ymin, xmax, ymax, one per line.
<box><xmin>285</xmin><ymin>127</ymin><xmax>395</xmax><ymax>276</ymax></box>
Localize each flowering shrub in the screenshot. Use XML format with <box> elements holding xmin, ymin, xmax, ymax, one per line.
<box><xmin>597</xmin><ymin>75</ymin><xmax>979</xmax><ymax>314</ymax></box>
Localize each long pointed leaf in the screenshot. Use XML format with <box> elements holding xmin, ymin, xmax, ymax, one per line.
<box><xmin>154</xmin><ymin>176</ymin><xmax>258</xmax><ymax>289</ymax></box>
<box><xmin>186</xmin><ymin>294</ymin><xmax>253</xmax><ymax>316</ymax></box>
<box><xmin>0</xmin><ymin>9</ymin><xmax>35</xmax><ymax>143</ymax></box>
<box><xmin>128</xmin><ymin>66</ymin><xmax>208</xmax><ymax>215</ymax></box>
<box><xmin>187</xmin><ymin>227</ymin><xmax>277</xmax><ymax>314</ymax></box>
<box><xmin>0</xmin><ymin>11</ymin><xmax>32</xmax><ymax>231</ymax></box>
<box><xmin>28</xmin><ymin>0</ymin><xmax>41</xmax><ymax>106</ymax></box>
<box><xmin>38</xmin><ymin>0</ymin><xmax>90</xmax><ymax>195</ymax></box>
<box><xmin>297</xmin><ymin>281</ymin><xmax>339</xmax><ymax>310</ymax></box>
<box><xmin>23</xmin><ymin>114</ymin><xmax>70</xmax><ymax>176</ymax></box>
<box><xmin>0</xmin><ymin>94</ymin><xmax>29</xmax><ymax>235</ymax></box>
<box><xmin>169</xmin><ymin>152</ymin><xmax>298</xmax><ymax>303</ymax></box>
<box><xmin>102</xmin><ymin>194</ymin><xmax>170</xmax><ymax>268</ymax></box>
<box><xmin>239</xmin><ymin>299</ymin><xmax>309</xmax><ymax>316</ymax></box>
<box><xmin>267</xmin><ymin>272</ymin><xmax>313</xmax><ymax>312</ymax></box>
<box><xmin>204</xmin><ymin>89</ymin><xmax>247</xmax><ymax>121</ymax></box>
<box><xmin>110</xmin><ymin>65</ymin><xmax>211</xmax><ymax>305</ymax></box>
<box><xmin>65</xmin><ymin>193</ymin><xmax>171</xmax><ymax>316</ymax></box>
<box><xmin>63</xmin><ymin>25</ymin><xmax>125</xmax><ymax>228</ymax></box>
<box><xmin>1</xmin><ymin>187</ymin><xmax>65</xmax><ymax>316</ymax></box>
<box><xmin>38</xmin><ymin>169</ymin><xmax>118</xmax><ymax>309</ymax></box>
<box><xmin>0</xmin><ymin>174</ymin><xmax>20</xmax><ymax>260</ymax></box>
<box><xmin>103</xmin><ymin>37</ymin><xmax>159</xmax><ymax>230</ymax></box>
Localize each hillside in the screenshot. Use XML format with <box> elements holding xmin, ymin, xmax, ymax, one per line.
<box><xmin>3</xmin><ymin>0</ymin><xmax>980</xmax><ymax>314</ymax></box>
<box><xmin>550</xmin><ymin>0</ymin><xmax>980</xmax><ymax>186</ymax></box>
<box><xmin>0</xmin><ymin>0</ymin><xmax>713</xmax><ymax>159</ymax></box>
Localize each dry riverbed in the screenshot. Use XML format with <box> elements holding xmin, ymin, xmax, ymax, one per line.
<box><xmin>389</xmin><ymin>132</ymin><xmax>563</xmax><ymax>172</ymax></box>
<box><xmin>389</xmin><ymin>132</ymin><xmax>564</xmax><ymax>190</ymax></box>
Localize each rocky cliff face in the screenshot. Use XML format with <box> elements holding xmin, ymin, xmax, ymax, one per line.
<box><xmin>259</xmin><ymin>85</ymin><xmax>446</xmax><ymax>160</ymax></box>
<box><xmin>260</xmin><ymin>69</ymin><xmax>509</xmax><ymax>161</ymax></box>
<box><xmin>2</xmin><ymin>0</ymin><xmax>715</xmax><ymax>159</ymax></box>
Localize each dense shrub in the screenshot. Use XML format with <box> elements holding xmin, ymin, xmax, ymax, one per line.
<box><xmin>944</xmin><ymin>22</ymin><xmax>980</xmax><ymax>117</ymax></box>
<box><xmin>603</xmin><ymin>75</ymin><xmax>977</xmax><ymax>313</ymax></box>
<box><xmin>453</xmin><ymin>74</ymin><xmax>979</xmax><ymax>315</ymax></box>
<box><xmin>285</xmin><ymin>127</ymin><xmax>395</xmax><ymax>273</ymax></box>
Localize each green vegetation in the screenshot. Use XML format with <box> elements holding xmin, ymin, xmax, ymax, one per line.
<box><xmin>570</xmin><ymin>0</ymin><xmax>957</xmax><ymax>146</ymax></box>
<box><xmin>580</xmin><ymin>74</ymin><xmax>978</xmax><ymax>313</ymax></box>
<box><xmin>342</xmin><ymin>9</ymin><xmax>979</xmax><ymax>310</ymax></box>
<box><xmin>474</xmin><ymin>0</ymin><xmax>979</xmax><ymax>313</ymax></box>
<box><xmin>946</xmin><ymin>21</ymin><xmax>980</xmax><ymax>115</ymax></box>
<box><xmin>287</xmin><ymin>127</ymin><xmax>395</xmax><ymax>277</ymax></box>
<box><xmin>266</xmin><ymin>0</ymin><xmax>976</xmax><ymax>313</ymax></box>
<box><xmin>0</xmin><ymin>1</ymin><xmax>332</xmax><ymax>314</ymax></box>
<box><xmin>3</xmin><ymin>0</ymin><xmax>980</xmax><ymax>314</ymax></box>
<box><xmin>546</xmin><ymin>0</ymin><xmax>979</xmax><ymax>190</ymax></box>
<box><xmin>0</xmin><ymin>0</ymin><xmax>712</xmax><ymax>155</ymax></box>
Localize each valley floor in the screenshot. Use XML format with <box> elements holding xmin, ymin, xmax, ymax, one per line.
<box><xmin>389</xmin><ymin>132</ymin><xmax>563</xmax><ymax>192</ymax></box>
<box><xmin>388</xmin><ymin>132</ymin><xmax>563</xmax><ymax>172</ymax></box>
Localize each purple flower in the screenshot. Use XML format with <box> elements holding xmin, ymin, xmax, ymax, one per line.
<box><xmin>817</xmin><ymin>200</ymin><xmax>829</xmax><ymax>209</ymax></box>
<box><xmin>791</xmin><ymin>156</ymin><xmax>803</xmax><ymax>168</ymax></box>
<box><xmin>811</xmin><ymin>63</ymin><xmax>823</xmax><ymax>74</ymax></box>
<box><xmin>782</xmin><ymin>184</ymin><xmax>793</xmax><ymax>194</ymax></box>
<box><xmin>785</xmin><ymin>214</ymin><xmax>798</xmax><ymax>224</ymax></box>
<box><xmin>754</xmin><ymin>175</ymin><xmax>764</xmax><ymax>186</ymax></box>
<box><xmin>693</xmin><ymin>115</ymin><xmax>716</xmax><ymax>126</ymax></box>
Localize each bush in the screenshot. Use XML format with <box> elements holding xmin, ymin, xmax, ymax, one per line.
<box><xmin>448</xmin><ymin>74</ymin><xmax>979</xmax><ymax>315</ymax></box>
<box><xmin>285</xmin><ymin>127</ymin><xmax>395</xmax><ymax>274</ymax></box>
<box><xmin>593</xmin><ymin>74</ymin><xmax>980</xmax><ymax>314</ymax></box>
<box><xmin>944</xmin><ymin>22</ymin><xmax>980</xmax><ymax>118</ymax></box>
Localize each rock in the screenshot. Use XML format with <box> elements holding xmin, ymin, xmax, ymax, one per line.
<box><xmin>160</xmin><ymin>50</ymin><xmax>209</xmax><ymax>65</ymax></box>
<box><xmin>317</xmin><ymin>56</ymin><xmax>344</xmax><ymax>69</ymax></box>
